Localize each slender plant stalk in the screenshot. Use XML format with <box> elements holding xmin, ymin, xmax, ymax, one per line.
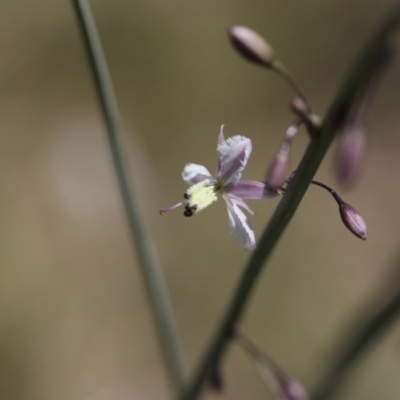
<box><xmin>311</xmin><ymin>261</ymin><xmax>400</xmax><ymax>400</ymax></box>
<box><xmin>70</xmin><ymin>0</ymin><xmax>186</xmax><ymax>392</ymax></box>
<box><xmin>180</xmin><ymin>6</ymin><xmax>400</xmax><ymax>400</ymax></box>
<box><xmin>272</xmin><ymin>60</ymin><xmax>312</xmax><ymax>112</ymax></box>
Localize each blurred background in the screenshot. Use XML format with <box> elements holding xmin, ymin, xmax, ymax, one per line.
<box><xmin>1</xmin><ymin>0</ymin><xmax>400</xmax><ymax>399</ymax></box>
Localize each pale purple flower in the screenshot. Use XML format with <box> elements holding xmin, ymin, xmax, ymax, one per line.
<box><xmin>160</xmin><ymin>125</ymin><xmax>279</xmax><ymax>250</ymax></box>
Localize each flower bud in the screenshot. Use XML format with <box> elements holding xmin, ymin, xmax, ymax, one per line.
<box><xmin>284</xmin><ymin>380</ymin><xmax>310</xmax><ymax>400</ymax></box>
<box><xmin>236</xmin><ymin>329</ymin><xmax>309</xmax><ymax>400</ymax></box>
<box><xmin>290</xmin><ymin>96</ymin><xmax>309</xmax><ymax>117</ymax></box>
<box><xmin>334</xmin><ymin>126</ymin><xmax>367</xmax><ymax>187</ymax></box>
<box><xmin>339</xmin><ymin>203</ymin><xmax>367</xmax><ymax>240</ymax></box>
<box><xmin>266</xmin><ymin>150</ymin><xmax>289</xmax><ymax>189</ymax></box>
<box><xmin>229</xmin><ymin>26</ymin><xmax>275</xmax><ymax>68</ymax></box>
<box><xmin>310</xmin><ymin>180</ymin><xmax>367</xmax><ymax>240</ymax></box>
<box><xmin>265</xmin><ymin>123</ymin><xmax>299</xmax><ymax>188</ymax></box>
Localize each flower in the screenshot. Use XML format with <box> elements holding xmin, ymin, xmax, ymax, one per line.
<box><xmin>160</xmin><ymin>126</ymin><xmax>279</xmax><ymax>250</ymax></box>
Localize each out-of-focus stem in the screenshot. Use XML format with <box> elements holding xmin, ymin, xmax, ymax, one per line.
<box><xmin>311</xmin><ymin>264</ymin><xmax>400</xmax><ymax>400</ymax></box>
<box><xmin>71</xmin><ymin>0</ymin><xmax>186</xmax><ymax>393</ymax></box>
<box><xmin>273</xmin><ymin>61</ymin><xmax>312</xmax><ymax>113</ymax></box>
<box><xmin>180</xmin><ymin>5</ymin><xmax>400</xmax><ymax>400</ymax></box>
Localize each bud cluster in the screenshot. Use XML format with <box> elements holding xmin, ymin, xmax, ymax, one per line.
<box><xmin>229</xmin><ymin>24</ymin><xmax>370</xmax><ymax>241</ymax></box>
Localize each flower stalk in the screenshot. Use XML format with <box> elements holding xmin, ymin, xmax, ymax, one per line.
<box><xmin>228</xmin><ymin>25</ymin><xmax>320</xmax><ymax>135</ymax></box>
<box><xmin>71</xmin><ymin>0</ymin><xmax>186</xmax><ymax>393</ymax></box>
<box><xmin>272</xmin><ymin>60</ymin><xmax>313</xmax><ymax>115</ymax></box>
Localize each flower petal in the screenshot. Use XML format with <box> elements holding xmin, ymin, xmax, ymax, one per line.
<box><xmin>216</xmin><ymin>125</ymin><xmax>225</xmax><ymax>177</ymax></box>
<box><xmin>217</xmin><ymin>135</ymin><xmax>252</xmax><ymax>185</ymax></box>
<box><xmin>224</xmin><ymin>194</ymin><xmax>256</xmax><ymax>250</ymax></box>
<box><xmin>225</xmin><ymin>181</ymin><xmax>279</xmax><ymax>199</ymax></box>
<box><xmin>228</xmin><ymin>195</ymin><xmax>255</xmax><ymax>215</ymax></box>
<box><xmin>182</xmin><ymin>163</ymin><xmax>213</xmax><ymax>185</ymax></box>
<box><xmin>217</xmin><ymin>124</ymin><xmax>225</xmax><ymax>145</ymax></box>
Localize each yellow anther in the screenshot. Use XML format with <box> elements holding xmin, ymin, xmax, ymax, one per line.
<box><xmin>183</xmin><ymin>179</ymin><xmax>218</xmax><ymax>216</ymax></box>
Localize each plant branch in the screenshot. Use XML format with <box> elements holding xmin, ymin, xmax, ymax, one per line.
<box><xmin>310</xmin><ymin>259</ymin><xmax>400</xmax><ymax>400</ymax></box>
<box><xmin>180</xmin><ymin>5</ymin><xmax>400</xmax><ymax>400</ymax></box>
<box><xmin>70</xmin><ymin>0</ymin><xmax>186</xmax><ymax>392</ymax></box>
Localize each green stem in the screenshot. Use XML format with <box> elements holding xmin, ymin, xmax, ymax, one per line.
<box><xmin>273</xmin><ymin>60</ymin><xmax>312</xmax><ymax>112</ymax></box>
<box><xmin>70</xmin><ymin>0</ymin><xmax>186</xmax><ymax>392</ymax></box>
<box><xmin>180</xmin><ymin>5</ymin><xmax>400</xmax><ymax>400</ymax></box>
<box><xmin>311</xmin><ymin>262</ymin><xmax>400</xmax><ymax>400</ymax></box>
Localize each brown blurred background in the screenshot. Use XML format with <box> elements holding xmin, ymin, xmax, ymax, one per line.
<box><xmin>1</xmin><ymin>1</ymin><xmax>400</xmax><ymax>399</ymax></box>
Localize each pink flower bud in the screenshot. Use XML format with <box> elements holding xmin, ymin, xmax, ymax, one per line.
<box><xmin>310</xmin><ymin>180</ymin><xmax>367</xmax><ymax>241</ymax></box>
<box><xmin>229</xmin><ymin>26</ymin><xmax>275</xmax><ymax>68</ymax></box>
<box><xmin>339</xmin><ymin>203</ymin><xmax>367</xmax><ymax>240</ymax></box>
<box><xmin>335</xmin><ymin>126</ymin><xmax>367</xmax><ymax>187</ymax></box>
<box><xmin>285</xmin><ymin>380</ymin><xmax>310</xmax><ymax>400</ymax></box>
<box><xmin>236</xmin><ymin>329</ymin><xmax>309</xmax><ymax>400</ymax></box>
<box><xmin>266</xmin><ymin>151</ymin><xmax>289</xmax><ymax>189</ymax></box>
<box><xmin>265</xmin><ymin>124</ymin><xmax>298</xmax><ymax>188</ymax></box>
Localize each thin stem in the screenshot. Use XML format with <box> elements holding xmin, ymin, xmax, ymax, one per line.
<box><xmin>70</xmin><ymin>0</ymin><xmax>186</xmax><ymax>392</ymax></box>
<box><xmin>272</xmin><ymin>61</ymin><xmax>312</xmax><ymax>112</ymax></box>
<box><xmin>310</xmin><ymin>180</ymin><xmax>344</xmax><ymax>205</ymax></box>
<box><xmin>180</xmin><ymin>5</ymin><xmax>400</xmax><ymax>400</ymax></box>
<box><xmin>311</xmin><ymin>260</ymin><xmax>400</xmax><ymax>400</ymax></box>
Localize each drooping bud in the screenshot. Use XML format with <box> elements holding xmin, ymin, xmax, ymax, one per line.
<box><xmin>229</xmin><ymin>26</ymin><xmax>275</xmax><ymax>68</ymax></box>
<box><xmin>310</xmin><ymin>180</ymin><xmax>367</xmax><ymax>240</ymax></box>
<box><xmin>235</xmin><ymin>328</ymin><xmax>309</xmax><ymax>400</ymax></box>
<box><xmin>339</xmin><ymin>202</ymin><xmax>367</xmax><ymax>240</ymax></box>
<box><xmin>334</xmin><ymin>125</ymin><xmax>367</xmax><ymax>187</ymax></box>
<box><xmin>331</xmin><ymin>45</ymin><xmax>392</xmax><ymax>183</ymax></box>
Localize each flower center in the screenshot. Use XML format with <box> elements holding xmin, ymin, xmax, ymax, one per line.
<box><xmin>183</xmin><ymin>179</ymin><xmax>220</xmax><ymax>217</ymax></box>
